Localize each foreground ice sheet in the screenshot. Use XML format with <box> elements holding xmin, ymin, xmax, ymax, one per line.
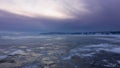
<box><xmin>0</xmin><ymin>35</ymin><xmax>120</xmax><ymax>68</ymax></box>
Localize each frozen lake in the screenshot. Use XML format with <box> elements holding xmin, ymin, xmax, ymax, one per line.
<box><xmin>0</xmin><ymin>35</ymin><xmax>120</xmax><ymax>68</ymax></box>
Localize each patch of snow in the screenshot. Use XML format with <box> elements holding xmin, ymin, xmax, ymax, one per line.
<box><xmin>104</xmin><ymin>63</ymin><xmax>116</xmax><ymax>67</ymax></box>
<box><xmin>109</xmin><ymin>47</ymin><xmax>120</xmax><ymax>54</ymax></box>
<box><xmin>0</xmin><ymin>55</ymin><xmax>7</xmax><ymax>60</ymax></box>
<box><xmin>117</xmin><ymin>60</ymin><xmax>120</xmax><ymax>64</ymax></box>
<box><xmin>10</xmin><ymin>50</ymin><xmax>26</xmax><ymax>55</ymax></box>
<box><xmin>81</xmin><ymin>53</ymin><xmax>94</xmax><ymax>57</ymax></box>
<box><xmin>85</xmin><ymin>44</ymin><xmax>111</xmax><ymax>48</ymax></box>
<box><xmin>26</xmin><ymin>49</ymin><xmax>32</xmax><ymax>52</ymax></box>
<box><xmin>64</xmin><ymin>43</ymin><xmax>119</xmax><ymax>60</ymax></box>
<box><xmin>54</xmin><ymin>37</ymin><xmax>63</xmax><ymax>40</ymax></box>
<box><xmin>113</xmin><ymin>35</ymin><xmax>120</xmax><ymax>38</ymax></box>
<box><xmin>98</xmin><ymin>37</ymin><xmax>120</xmax><ymax>43</ymax></box>
<box><xmin>63</xmin><ymin>55</ymin><xmax>72</xmax><ymax>60</ymax></box>
<box><xmin>102</xmin><ymin>59</ymin><xmax>108</xmax><ymax>62</ymax></box>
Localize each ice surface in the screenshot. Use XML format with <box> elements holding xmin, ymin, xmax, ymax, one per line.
<box><xmin>64</xmin><ymin>43</ymin><xmax>119</xmax><ymax>60</ymax></box>
<box><xmin>0</xmin><ymin>35</ymin><xmax>120</xmax><ymax>68</ymax></box>
<box><xmin>97</xmin><ymin>35</ymin><xmax>120</xmax><ymax>43</ymax></box>
<box><xmin>1</xmin><ymin>36</ymin><xmax>52</xmax><ymax>39</ymax></box>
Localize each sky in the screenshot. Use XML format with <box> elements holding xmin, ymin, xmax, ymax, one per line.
<box><xmin>0</xmin><ymin>0</ymin><xmax>120</xmax><ymax>32</ymax></box>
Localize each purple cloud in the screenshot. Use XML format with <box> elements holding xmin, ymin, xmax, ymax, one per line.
<box><xmin>0</xmin><ymin>0</ymin><xmax>120</xmax><ymax>32</ymax></box>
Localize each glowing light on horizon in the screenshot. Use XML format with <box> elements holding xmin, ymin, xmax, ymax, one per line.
<box><xmin>0</xmin><ymin>0</ymin><xmax>88</xmax><ymax>19</ymax></box>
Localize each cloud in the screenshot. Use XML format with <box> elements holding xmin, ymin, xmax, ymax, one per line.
<box><xmin>0</xmin><ymin>0</ymin><xmax>71</xmax><ymax>18</ymax></box>
<box><xmin>0</xmin><ymin>0</ymin><xmax>120</xmax><ymax>32</ymax></box>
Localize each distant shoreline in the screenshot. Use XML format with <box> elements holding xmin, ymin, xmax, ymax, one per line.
<box><xmin>39</xmin><ymin>31</ymin><xmax>120</xmax><ymax>35</ymax></box>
